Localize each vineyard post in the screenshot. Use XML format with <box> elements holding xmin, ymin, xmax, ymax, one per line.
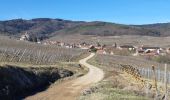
<box><xmin>152</xmin><ymin>65</ymin><xmax>159</xmax><ymax>99</ymax></box>
<box><xmin>162</xmin><ymin>71</ymin><xmax>164</xmax><ymax>84</ymax></box>
<box><xmin>146</xmin><ymin>68</ymin><xmax>150</xmax><ymax>97</ymax></box>
<box><xmin>10</xmin><ymin>49</ymin><xmax>21</xmax><ymax>62</ymax></box>
<box><xmin>145</xmin><ymin>68</ymin><xmax>147</xmax><ymax>78</ymax></box>
<box><xmin>18</xmin><ymin>49</ymin><xmax>27</xmax><ymax>62</ymax></box>
<box><xmin>36</xmin><ymin>50</ymin><xmax>41</xmax><ymax>64</ymax></box>
<box><xmin>169</xmin><ymin>72</ymin><xmax>170</xmax><ymax>84</ymax></box>
<box><xmin>142</xmin><ymin>68</ymin><xmax>144</xmax><ymax>76</ymax></box>
<box><xmin>158</xmin><ymin>69</ymin><xmax>160</xmax><ymax>82</ymax></box>
<box><xmin>164</xmin><ymin>64</ymin><xmax>168</xmax><ymax>100</ymax></box>
<box><xmin>0</xmin><ymin>48</ymin><xmax>7</xmax><ymax>61</ymax></box>
<box><xmin>148</xmin><ymin>68</ymin><xmax>150</xmax><ymax>79</ymax></box>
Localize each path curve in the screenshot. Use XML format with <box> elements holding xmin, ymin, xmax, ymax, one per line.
<box><xmin>25</xmin><ymin>53</ymin><xmax>104</xmax><ymax>100</ymax></box>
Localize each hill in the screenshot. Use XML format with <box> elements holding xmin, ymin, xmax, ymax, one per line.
<box><xmin>0</xmin><ymin>18</ymin><xmax>84</xmax><ymax>40</ymax></box>
<box><xmin>0</xmin><ymin>18</ymin><xmax>170</xmax><ymax>41</ymax></box>
<box><xmin>136</xmin><ymin>23</ymin><xmax>170</xmax><ymax>36</ymax></box>
<box><xmin>54</xmin><ymin>22</ymin><xmax>160</xmax><ymax>36</ymax></box>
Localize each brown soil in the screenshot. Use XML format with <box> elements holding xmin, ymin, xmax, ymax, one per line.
<box><xmin>0</xmin><ymin>65</ymin><xmax>73</xmax><ymax>100</ymax></box>
<box><xmin>25</xmin><ymin>53</ymin><xmax>104</xmax><ymax>100</ymax></box>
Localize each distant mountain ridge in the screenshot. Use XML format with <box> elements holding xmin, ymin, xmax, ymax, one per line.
<box><xmin>0</xmin><ymin>18</ymin><xmax>170</xmax><ymax>41</ymax></box>
<box><xmin>0</xmin><ymin>18</ymin><xmax>83</xmax><ymax>37</ymax></box>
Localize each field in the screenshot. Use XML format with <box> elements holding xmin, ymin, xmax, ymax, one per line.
<box><xmin>1</xmin><ymin>35</ymin><xmax>170</xmax><ymax>99</ymax></box>
<box><xmin>49</xmin><ymin>35</ymin><xmax>170</xmax><ymax>47</ymax></box>
<box><xmin>0</xmin><ymin>37</ymin><xmax>86</xmax><ymax>65</ymax></box>
<box><xmin>0</xmin><ymin>37</ymin><xmax>89</xmax><ymax>99</ymax></box>
<box><xmin>78</xmin><ymin>54</ymin><xmax>170</xmax><ymax>99</ymax></box>
<box><xmin>93</xmin><ymin>54</ymin><xmax>170</xmax><ymax>70</ymax></box>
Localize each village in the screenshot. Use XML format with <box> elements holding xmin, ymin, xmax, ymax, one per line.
<box><xmin>20</xmin><ymin>32</ymin><xmax>170</xmax><ymax>57</ymax></box>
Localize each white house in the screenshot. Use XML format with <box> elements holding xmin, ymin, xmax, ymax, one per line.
<box><xmin>20</xmin><ymin>32</ymin><xmax>30</xmax><ymax>41</ymax></box>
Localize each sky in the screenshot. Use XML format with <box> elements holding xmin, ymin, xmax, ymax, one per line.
<box><xmin>0</xmin><ymin>0</ymin><xmax>170</xmax><ymax>24</ymax></box>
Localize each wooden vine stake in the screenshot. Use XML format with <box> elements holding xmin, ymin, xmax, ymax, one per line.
<box><xmin>164</xmin><ymin>64</ymin><xmax>168</xmax><ymax>100</ymax></box>
<box><xmin>146</xmin><ymin>68</ymin><xmax>150</xmax><ymax>97</ymax></box>
<box><xmin>152</xmin><ymin>65</ymin><xmax>158</xmax><ymax>99</ymax></box>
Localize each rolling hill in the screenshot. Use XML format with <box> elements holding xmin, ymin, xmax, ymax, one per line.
<box><xmin>0</xmin><ymin>18</ymin><xmax>170</xmax><ymax>41</ymax></box>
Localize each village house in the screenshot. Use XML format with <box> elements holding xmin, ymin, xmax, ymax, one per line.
<box><xmin>43</xmin><ymin>41</ymin><xmax>50</xmax><ymax>45</ymax></box>
<box><xmin>95</xmin><ymin>44</ymin><xmax>115</xmax><ymax>55</ymax></box>
<box><xmin>79</xmin><ymin>42</ymin><xmax>91</xmax><ymax>49</ymax></box>
<box><xmin>80</xmin><ymin>45</ymin><xmax>90</xmax><ymax>49</ymax></box>
<box><xmin>96</xmin><ymin>49</ymin><xmax>107</xmax><ymax>55</ymax></box>
<box><xmin>118</xmin><ymin>45</ymin><xmax>135</xmax><ymax>51</ymax></box>
<box><xmin>166</xmin><ymin>48</ymin><xmax>170</xmax><ymax>54</ymax></box>
<box><xmin>65</xmin><ymin>44</ymin><xmax>70</xmax><ymax>48</ymax></box>
<box><xmin>111</xmin><ymin>43</ymin><xmax>118</xmax><ymax>49</ymax></box>
<box><xmin>96</xmin><ymin>43</ymin><xmax>117</xmax><ymax>55</ymax></box>
<box><xmin>43</xmin><ymin>41</ymin><xmax>54</xmax><ymax>45</ymax></box>
<box><xmin>140</xmin><ymin>46</ymin><xmax>162</xmax><ymax>54</ymax></box>
<box><xmin>43</xmin><ymin>41</ymin><xmax>79</xmax><ymax>49</ymax></box>
<box><xmin>80</xmin><ymin>42</ymin><xmax>88</xmax><ymax>46</ymax></box>
<box><xmin>37</xmin><ymin>39</ymin><xmax>41</xmax><ymax>44</ymax></box>
<box><xmin>64</xmin><ymin>43</ymin><xmax>77</xmax><ymax>49</ymax></box>
<box><xmin>137</xmin><ymin>46</ymin><xmax>167</xmax><ymax>56</ymax></box>
<box><xmin>95</xmin><ymin>42</ymin><xmax>103</xmax><ymax>50</ymax></box>
<box><xmin>104</xmin><ymin>46</ymin><xmax>116</xmax><ymax>55</ymax></box>
<box><xmin>20</xmin><ymin>32</ymin><xmax>30</xmax><ymax>41</ymax></box>
<box><xmin>20</xmin><ymin>35</ymin><xmax>27</xmax><ymax>41</ymax></box>
<box><xmin>59</xmin><ymin>42</ymin><xmax>65</xmax><ymax>47</ymax></box>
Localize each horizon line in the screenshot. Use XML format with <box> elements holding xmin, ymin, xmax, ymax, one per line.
<box><xmin>0</xmin><ymin>17</ymin><xmax>170</xmax><ymax>25</ymax></box>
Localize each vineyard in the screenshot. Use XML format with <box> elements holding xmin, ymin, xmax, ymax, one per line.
<box><xmin>138</xmin><ymin>66</ymin><xmax>170</xmax><ymax>84</ymax></box>
<box><xmin>0</xmin><ymin>38</ymin><xmax>85</xmax><ymax>65</ymax></box>
<box><xmin>119</xmin><ymin>64</ymin><xmax>170</xmax><ymax>84</ymax></box>
<box><xmin>89</xmin><ymin>54</ymin><xmax>170</xmax><ymax>99</ymax></box>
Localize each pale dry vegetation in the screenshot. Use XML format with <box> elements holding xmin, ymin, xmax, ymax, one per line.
<box><xmin>152</xmin><ymin>54</ymin><xmax>170</xmax><ymax>64</ymax></box>
<box><xmin>78</xmin><ymin>54</ymin><xmax>170</xmax><ymax>100</ymax></box>
<box><xmin>49</xmin><ymin>35</ymin><xmax>170</xmax><ymax>47</ymax></box>
<box><xmin>93</xmin><ymin>54</ymin><xmax>170</xmax><ymax>71</ymax></box>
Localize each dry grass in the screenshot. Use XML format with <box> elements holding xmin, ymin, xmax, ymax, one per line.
<box><xmin>152</xmin><ymin>54</ymin><xmax>170</xmax><ymax>64</ymax></box>
<box><xmin>79</xmin><ymin>71</ymin><xmax>151</xmax><ymax>100</ymax></box>
<box><xmin>81</xmin><ymin>53</ymin><xmax>170</xmax><ymax>99</ymax></box>
<box><xmin>91</xmin><ymin>54</ymin><xmax>170</xmax><ymax>71</ymax></box>
<box><xmin>49</xmin><ymin>35</ymin><xmax>170</xmax><ymax>47</ymax></box>
<box><xmin>77</xmin><ymin>54</ymin><xmax>161</xmax><ymax>100</ymax></box>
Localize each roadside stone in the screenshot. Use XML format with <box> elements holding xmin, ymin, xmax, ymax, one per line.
<box><xmin>81</xmin><ymin>86</ymin><xmax>99</xmax><ymax>96</ymax></box>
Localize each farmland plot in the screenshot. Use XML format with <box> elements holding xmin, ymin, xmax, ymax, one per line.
<box><xmin>0</xmin><ymin>38</ymin><xmax>85</xmax><ymax>65</ymax></box>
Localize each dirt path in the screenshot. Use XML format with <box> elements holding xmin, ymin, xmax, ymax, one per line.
<box><xmin>25</xmin><ymin>53</ymin><xmax>104</xmax><ymax>100</ymax></box>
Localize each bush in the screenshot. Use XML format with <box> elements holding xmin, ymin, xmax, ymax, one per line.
<box><xmin>89</xmin><ymin>47</ymin><xmax>97</xmax><ymax>53</ymax></box>
<box><xmin>153</xmin><ymin>55</ymin><xmax>170</xmax><ymax>64</ymax></box>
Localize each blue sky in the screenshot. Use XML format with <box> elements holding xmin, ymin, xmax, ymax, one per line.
<box><xmin>0</xmin><ymin>0</ymin><xmax>170</xmax><ymax>24</ymax></box>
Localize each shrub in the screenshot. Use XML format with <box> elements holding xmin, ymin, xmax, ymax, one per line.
<box><xmin>153</xmin><ymin>55</ymin><xmax>170</xmax><ymax>64</ymax></box>
<box><xmin>89</xmin><ymin>47</ymin><xmax>97</xmax><ymax>53</ymax></box>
